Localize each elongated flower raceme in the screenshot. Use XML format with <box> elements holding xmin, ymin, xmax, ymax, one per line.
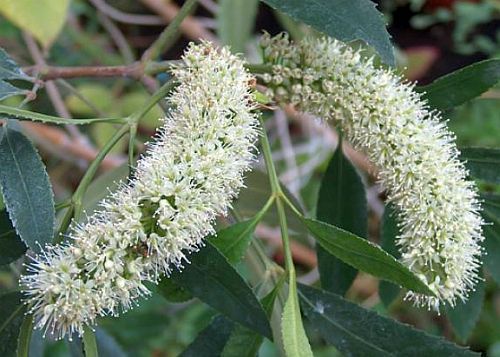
<box><xmin>260</xmin><ymin>33</ymin><xmax>484</xmax><ymax>310</ymax></box>
<box><xmin>20</xmin><ymin>42</ymin><xmax>259</xmax><ymax>339</ymax></box>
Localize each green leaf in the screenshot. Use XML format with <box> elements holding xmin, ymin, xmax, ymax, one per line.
<box><xmin>0</xmin><ymin>125</ymin><xmax>54</xmax><ymax>252</ymax></box>
<box><xmin>298</xmin><ymin>284</ymin><xmax>479</xmax><ymax>356</ymax></box>
<box><xmin>171</xmin><ymin>243</ymin><xmax>272</xmax><ymax>339</ymax></box>
<box><xmin>0</xmin><ymin>48</ymin><xmax>30</xmax><ymax>81</ymax></box>
<box><xmin>260</xmin><ymin>0</ymin><xmax>394</xmax><ymax>66</ymax></box>
<box><xmin>316</xmin><ymin>146</ymin><xmax>367</xmax><ymax>295</ymax></box>
<box><xmin>460</xmin><ymin>147</ymin><xmax>500</xmax><ymax>184</ymax></box>
<box><xmin>217</xmin><ymin>0</ymin><xmax>259</xmax><ymax>53</ymax></box>
<box><xmin>0</xmin><ymin>291</ymin><xmax>26</xmax><ymax>357</ymax></box>
<box><xmin>281</xmin><ymin>280</ymin><xmax>313</xmax><ymax>357</ymax></box>
<box><xmin>446</xmin><ymin>280</ymin><xmax>485</xmax><ymax>342</ymax></box>
<box><xmin>180</xmin><ymin>315</ymin><xmax>234</xmax><ymax>357</ymax></box>
<box><xmin>16</xmin><ymin>315</ymin><xmax>33</xmax><ymax>357</ymax></box>
<box><xmin>419</xmin><ymin>59</ymin><xmax>500</xmax><ymax>110</ymax></box>
<box><xmin>379</xmin><ymin>204</ymin><xmax>402</xmax><ymax>307</ymax></box>
<box><xmin>0</xmin><ymin>104</ymin><xmax>125</xmax><ymax>126</ymax></box>
<box><xmin>0</xmin><ymin>0</ymin><xmax>70</xmax><ymax>47</ymax></box>
<box><xmin>210</xmin><ymin>217</ymin><xmax>260</xmax><ymax>265</ymax></box>
<box><xmin>303</xmin><ymin>218</ymin><xmax>433</xmax><ymax>295</ymax></box>
<box><xmin>0</xmin><ymin>81</ymin><xmax>25</xmax><ymax>101</ymax></box>
<box><xmin>95</xmin><ymin>328</ymin><xmax>127</xmax><ymax>357</ymax></box>
<box><xmin>221</xmin><ymin>276</ymin><xmax>285</xmax><ymax>357</ymax></box>
<box><xmin>83</xmin><ymin>327</ymin><xmax>98</xmax><ymax>357</ymax></box>
<box><xmin>156</xmin><ymin>278</ymin><xmax>193</xmax><ymax>303</ymax></box>
<box><xmin>480</xmin><ymin>193</ymin><xmax>500</xmax><ymax>284</ymax></box>
<box><xmin>0</xmin><ymin>209</ymin><xmax>26</xmax><ymax>265</ymax></box>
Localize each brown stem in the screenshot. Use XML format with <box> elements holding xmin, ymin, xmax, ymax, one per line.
<box><xmin>24</xmin><ymin>63</ymin><xmax>145</xmax><ymax>80</ymax></box>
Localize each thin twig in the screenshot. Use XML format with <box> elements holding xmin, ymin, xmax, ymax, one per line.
<box><xmin>88</xmin><ymin>0</ymin><xmax>166</xmax><ymax>25</ymax></box>
<box><xmin>198</xmin><ymin>0</ymin><xmax>218</xmax><ymax>13</ymax></box>
<box><xmin>140</xmin><ymin>0</ymin><xmax>217</xmax><ymax>43</ymax></box>
<box><xmin>22</xmin><ymin>33</ymin><xmax>86</xmax><ymax>141</ymax></box>
<box><xmin>55</xmin><ymin>79</ymin><xmax>106</xmax><ymax>117</ymax></box>
<box><xmin>275</xmin><ymin>109</ymin><xmax>300</xmax><ymax>196</ymax></box>
<box><xmin>24</xmin><ymin>63</ymin><xmax>145</xmax><ymax>80</ymax></box>
<box><xmin>21</xmin><ymin>122</ymin><xmax>124</xmax><ymax>170</ymax></box>
<box><xmin>96</xmin><ymin>11</ymin><xmax>135</xmax><ymax>64</ymax></box>
<box><xmin>141</xmin><ymin>0</ymin><xmax>199</xmax><ymax>62</ymax></box>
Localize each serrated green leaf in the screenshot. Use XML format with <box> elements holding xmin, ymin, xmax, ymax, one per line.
<box><xmin>260</xmin><ymin>0</ymin><xmax>394</xmax><ymax>66</ymax></box>
<box><xmin>446</xmin><ymin>280</ymin><xmax>485</xmax><ymax>342</ymax></box>
<box><xmin>0</xmin><ymin>80</ymin><xmax>25</xmax><ymax>101</ymax></box>
<box><xmin>460</xmin><ymin>147</ymin><xmax>500</xmax><ymax>184</ymax></box>
<box><xmin>0</xmin><ymin>125</ymin><xmax>54</xmax><ymax>252</ymax></box>
<box><xmin>419</xmin><ymin>59</ymin><xmax>500</xmax><ymax>110</ymax></box>
<box><xmin>180</xmin><ymin>315</ymin><xmax>234</xmax><ymax>357</ymax></box>
<box><xmin>281</xmin><ymin>280</ymin><xmax>313</xmax><ymax>357</ymax></box>
<box><xmin>316</xmin><ymin>146</ymin><xmax>367</xmax><ymax>295</ymax></box>
<box><xmin>0</xmin><ymin>48</ymin><xmax>30</xmax><ymax>80</ymax></box>
<box><xmin>217</xmin><ymin>0</ymin><xmax>259</xmax><ymax>53</ymax></box>
<box><xmin>303</xmin><ymin>218</ymin><xmax>433</xmax><ymax>295</ymax></box>
<box><xmin>298</xmin><ymin>284</ymin><xmax>479</xmax><ymax>356</ymax></box>
<box><xmin>171</xmin><ymin>243</ymin><xmax>272</xmax><ymax>339</ymax></box>
<box><xmin>481</xmin><ymin>193</ymin><xmax>500</xmax><ymax>284</ymax></box>
<box><xmin>0</xmin><ymin>209</ymin><xmax>26</xmax><ymax>265</ymax></box>
<box><xmin>210</xmin><ymin>218</ymin><xmax>258</xmax><ymax>265</ymax></box>
<box><xmin>0</xmin><ymin>291</ymin><xmax>26</xmax><ymax>357</ymax></box>
<box><xmin>379</xmin><ymin>204</ymin><xmax>402</xmax><ymax>307</ymax></box>
<box><xmin>0</xmin><ymin>0</ymin><xmax>70</xmax><ymax>47</ymax></box>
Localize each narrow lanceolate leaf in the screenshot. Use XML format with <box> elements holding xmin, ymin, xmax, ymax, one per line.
<box><xmin>299</xmin><ymin>285</ymin><xmax>479</xmax><ymax>356</ymax></box>
<box><xmin>0</xmin><ymin>210</ymin><xmax>27</xmax><ymax>265</ymax></box>
<box><xmin>446</xmin><ymin>280</ymin><xmax>486</xmax><ymax>342</ymax></box>
<box><xmin>281</xmin><ymin>280</ymin><xmax>313</xmax><ymax>357</ymax></box>
<box><xmin>260</xmin><ymin>0</ymin><xmax>395</xmax><ymax>66</ymax></box>
<box><xmin>379</xmin><ymin>204</ymin><xmax>402</xmax><ymax>307</ymax></box>
<box><xmin>0</xmin><ymin>104</ymin><xmax>124</xmax><ymax>126</ymax></box>
<box><xmin>316</xmin><ymin>147</ymin><xmax>367</xmax><ymax>295</ymax></box>
<box><xmin>0</xmin><ymin>291</ymin><xmax>26</xmax><ymax>357</ymax></box>
<box><xmin>221</xmin><ymin>276</ymin><xmax>284</xmax><ymax>357</ymax></box>
<box><xmin>0</xmin><ymin>81</ymin><xmax>25</xmax><ymax>101</ymax></box>
<box><xmin>460</xmin><ymin>147</ymin><xmax>500</xmax><ymax>185</ymax></box>
<box><xmin>0</xmin><ymin>48</ymin><xmax>31</xmax><ymax>80</ymax></box>
<box><xmin>419</xmin><ymin>59</ymin><xmax>500</xmax><ymax>110</ymax></box>
<box><xmin>210</xmin><ymin>218</ymin><xmax>259</xmax><ymax>265</ymax></box>
<box><xmin>303</xmin><ymin>218</ymin><xmax>433</xmax><ymax>295</ymax></box>
<box><xmin>171</xmin><ymin>243</ymin><xmax>272</xmax><ymax>339</ymax></box>
<box><xmin>217</xmin><ymin>0</ymin><xmax>259</xmax><ymax>53</ymax></box>
<box><xmin>0</xmin><ymin>126</ymin><xmax>54</xmax><ymax>252</ymax></box>
<box><xmin>480</xmin><ymin>193</ymin><xmax>500</xmax><ymax>284</ymax></box>
<box><xmin>180</xmin><ymin>316</ymin><xmax>234</xmax><ymax>357</ymax></box>
<box><xmin>16</xmin><ymin>315</ymin><xmax>33</xmax><ymax>357</ymax></box>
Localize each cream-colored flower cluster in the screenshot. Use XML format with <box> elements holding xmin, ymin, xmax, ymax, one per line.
<box><xmin>21</xmin><ymin>42</ymin><xmax>259</xmax><ymax>339</ymax></box>
<box><xmin>260</xmin><ymin>33</ymin><xmax>484</xmax><ymax>310</ymax></box>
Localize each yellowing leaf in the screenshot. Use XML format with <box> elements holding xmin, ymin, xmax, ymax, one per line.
<box><xmin>0</xmin><ymin>0</ymin><xmax>70</xmax><ymax>47</ymax></box>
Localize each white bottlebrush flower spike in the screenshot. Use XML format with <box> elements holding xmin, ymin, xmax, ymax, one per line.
<box><xmin>21</xmin><ymin>42</ymin><xmax>259</xmax><ymax>339</ymax></box>
<box><xmin>260</xmin><ymin>33</ymin><xmax>484</xmax><ymax>310</ymax></box>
